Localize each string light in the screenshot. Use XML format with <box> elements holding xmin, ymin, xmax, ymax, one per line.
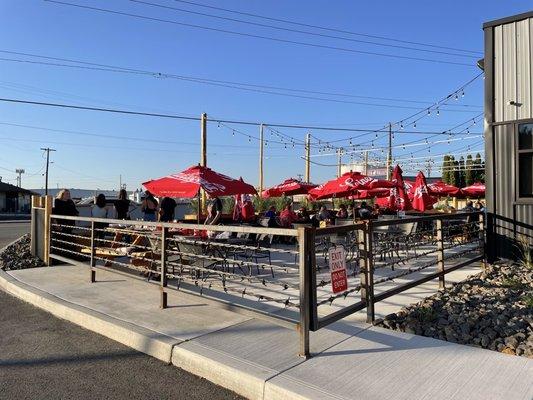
<box><xmin>436</xmin><ymin>109</ymin><xmax>440</xmax><ymax>116</ymax></box>
<box><xmin>413</xmin><ymin>122</ymin><xmax>417</xmax><ymax>129</ymax></box>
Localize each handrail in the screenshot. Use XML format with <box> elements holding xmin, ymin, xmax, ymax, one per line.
<box><xmin>50</xmin><ymin>214</ymin><xmax>299</xmax><ymax>236</ymax></box>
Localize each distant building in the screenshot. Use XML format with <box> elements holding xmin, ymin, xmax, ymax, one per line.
<box><xmin>30</xmin><ymin>188</ymin><xmax>121</xmax><ymax>201</ymax></box>
<box><xmin>483</xmin><ymin>12</ymin><xmax>533</xmax><ymax>260</ymax></box>
<box><xmin>0</xmin><ymin>181</ymin><xmax>35</xmax><ymax>213</ymax></box>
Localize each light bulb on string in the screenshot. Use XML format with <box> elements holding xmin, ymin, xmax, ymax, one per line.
<box><xmin>248</xmin><ymin>137</ymin><xmax>251</xmax><ymax>143</ymax></box>
<box><xmin>454</xmin><ymin>93</ymin><xmax>459</xmax><ymax>100</ymax></box>
<box><xmin>436</xmin><ymin>109</ymin><xmax>440</xmax><ymax>116</ymax></box>
<box><xmin>217</xmin><ymin>122</ymin><xmax>220</xmax><ymax>128</ymax></box>
<box><xmin>413</xmin><ymin>122</ymin><xmax>417</xmax><ymax>129</ymax></box>
<box><xmin>427</xmin><ymin>109</ymin><xmax>431</xmax><ymax>115</ymax></box>
<box><xmin>461</xmin><ymin>90</ymin><xmax>465</xmax><ymax>97</ymax></box>
<box><xmin>232</xmin><ymin>130</ymin><xmax>235</xmax><ymax>136</ymax></box>
<box><xmin>400</xmin><ymin>123</ymin><xmax>404</xmax><ymax>130</ymax></box>
<box><xmin>473</xmin><ymin>119</ymin><xmax>476</xmax><ymax>125</ymax></box>
<box><xmin>265</xmin><ymin>141</ymin><xmax>268</xmax><ymax>146</ymax></box>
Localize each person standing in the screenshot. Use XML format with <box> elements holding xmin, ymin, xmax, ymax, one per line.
<box><xmin>53</xmin><ymin>189</ymin><xmax>78</xmax><ymax>234</ymax></box>
<box><xmin>114</xmin><ymin>189</ymin><xmax>130</xmax><ymax>220</ymax></box>
<box><xmin>91</xmin><ymin>194</ymin><xmax>109</xmax><ymax>240</ymax></box>
<box><xmin>141</xmin><ymin>191</ymin><xmax>158</xmax><ymax>222</ymax></box>
<box><xmin>159</xmin><ymin>196</ymin><xmax>177</xmax><ymax>222</ymax></box>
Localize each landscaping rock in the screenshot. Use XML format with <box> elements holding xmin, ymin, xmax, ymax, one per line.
<box><xmin>378</xmin><ymin>262</ymin><xmax>533</xmax><ymax>359</ymax></box>
<box><xmin>0</xmin><ymin>235</ymin><xmax>45</xmax><ymax>271</ymax></box>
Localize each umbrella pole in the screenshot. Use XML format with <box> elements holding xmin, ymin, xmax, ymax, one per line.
<box><xmin>197</xmin><ymin>191</ymin><xmax>201</xmax><ymax>224</ymax></box>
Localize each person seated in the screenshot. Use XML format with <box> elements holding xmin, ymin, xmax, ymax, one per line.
<box><xmin>372</xmin><ymin>204</ymin><xmax>381</xmax><ymax>217</ymax></box>
<box><xmin>205</xmin><ymin>195</ymin><xmax>223</xmax><ymax>225</ymax></box>
<box><xmin>475</xmin><ymin>201</ymin><xmax>486</xmax><ymax>213</ymax></box>
<box><xmin>358</xmin><ymin>201</ymin><xmax>372</xmax><ymax>219</ymax></box>
<box><xmin>462</xmin><ymin>201</ymin><xmax>475</xmax><ymax>212</ymax></box>
<box><xmin>346</xmin><ymin>204</ymin><xmax>355</xmax><ymax>219</ymax></box>
<box><xmin>297</xmin><ymin>206</ymin><xmax>310</xmax><ymax>222</ymax></box>
<box><xmin>317</xmin><ymin>205</ymin><xmax>330</xmax><ymax>221</ymax></box>
<box><xmin>336</xmin><ymin>204</ymin><xmax>348</xmax><ymax>219</ymax></box>
<box><xmin>279</xmin><ymin>204</ymin><xmax>298</xmax><ymax>227</ymax></box>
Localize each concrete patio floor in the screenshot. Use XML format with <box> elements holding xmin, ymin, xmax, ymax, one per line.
<box><xmin>1</xmin><ymin>265</ymin><xmax>532</xmax><ymax>400</ymax></box>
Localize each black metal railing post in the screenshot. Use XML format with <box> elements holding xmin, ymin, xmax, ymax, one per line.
<box><xmin>90</xmin><ymin>221</ymin><xmax>96</xmax><ymax>283</ymax></box>
<box><xmin>297</xmin><ymin>226</ymin><xmax>312</xmax><ymax>358</ymax></box>
<box><xmin>436</xmin><ymin>218</ymin><xmax>445</xmax><ymax>289</ymax></box>
<box><xmin>160</xmin><ymin>226</ymin><xmax>168</xmax><ymax>309</ymax></box>
<box><xmin>359</xmin><ymin>222</ymin><xmax>375</xmax><ymax>323</ymax></box>
<box><xmin>478</xmin><ymin>213</ymin><xmax>487</xmax><ymax>269</ymax></box>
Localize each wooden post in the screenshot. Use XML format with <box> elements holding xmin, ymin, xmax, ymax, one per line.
<box><xmin>436</xmin><ymin>218</ymin><xmax>445</xmax><ymax>289</ymax></box>
<box><xmin>90</xmin><ymin>221</ymin><xmax>96</xmax><ymax>283</ymax></box>
<box><xmin>305</xmin><ymin>133</ymin><xmax>310</xmax><ymax>183</ymax></box>
<box><xmin>30</xmin><ymin>195</ymin><xmax>40</xmax><ymax>257</ymax></box>
<box><xmin>297</xmin><ymin>227</ymin><xmax>313</xmax><ymax>358</ymax></box>
<box><xmin>200</xmin><ymin>112</ymin><xmax>207</xmax><ymax>215</ymax></box>
<box><xmin>43</xmin><ymin>195</ymin><xmax>53</xmax><ymax>266</ymax></box>
<box><xmin>359</xmin><ymin>223</ymin><xmax>375</xmax><ymax>323</ymax></box>
<box><xmin>160</xmin><ymin>226</ymin><xmax>168</xmax><ymax>309</ymax></box>
<box><xmin>259</xmin><ymin>124</ymin><xmax>264</xmax><ymax>196</ymax></box>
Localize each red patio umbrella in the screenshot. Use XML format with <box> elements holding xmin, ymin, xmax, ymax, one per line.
<box><xmin>262</xmin><ymin>178</ymin><xmax>317</xmax><ymax>198</ymax></box>
<box><xmin>388</xmin><ymin>165</ymin><xmax>412</xmax><ymax>211</ymax></box>
<box><xmin>461</xmin><ymin>182</ymin><xmax>485</xmax><ymax>198</ymax></box>
<box><xmin>348</xmin><ymin>188</ymin><xmax>390</xmax><ymax>200</ymax></box>
<box><xmin>308</xmin><ymin>171</ymin><xmax>395</xmax><ymax>200</ymax></box>
<box><xmin>428</xmin><ymin>181</ymin><xmax>461</xmax><ymax>197</ymax></box>
<box><xmin>142</xmin><ymin>165</ymin><xmax>257</xmax><ymax>198</ymax></box>
<box><xmin>412</xmin><ymin>171</ymin><xmax>436</xmax><ymax>212</ymax></box>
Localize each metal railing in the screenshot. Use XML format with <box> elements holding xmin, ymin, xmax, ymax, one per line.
<box><xmin>37</xmin><ymin>204</ymin><xmax>485</xmax><ymax>358</ymax></box>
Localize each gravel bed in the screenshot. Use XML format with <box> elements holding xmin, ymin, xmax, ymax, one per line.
<box><xmin>0</xmin><ymin>235</ymin><xmax>45</xmax><ymax>271</ymax></box>
<box><xmin>380</xmin><ymin>262</ymin><xmax>533</xmax><ymax>358</ymax></box>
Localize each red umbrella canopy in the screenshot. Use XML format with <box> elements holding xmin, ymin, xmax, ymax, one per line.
<box><xmin>428</xmin><ymin>180</ymin><xmax>461</xmax><ymax>196</ymax></box>
<box><xmin>412</xmin><ymin>171</ymin><xmax>436</xmax><ymax>211</ymax></box>
<box><xmin>461</xmin><ymin>182</ymin><xmax>485</xmax><ymax>197</ymax></box>
<box><xmin>308</xmin><ymin>171</ymin><xmax>393</xmax><ymax>200</ymax></box>
<box><xmin>348</xmin><ymin>188</ymin><xmax>390</xmax><ymax>200</ymax></box>
<box><xmin>142</xmin><ymin>165</ymin><xmax>257</xmax><ymax>198</ymax></box>
<box><xmin>262</xmin><ymin>178</ymin><xmax>317</xmax><ymax>198</ymax></box>
<box><xmin>388</xmin><ymin>165</ymin><xmax>413</xmax><ymax>211</ymax></box>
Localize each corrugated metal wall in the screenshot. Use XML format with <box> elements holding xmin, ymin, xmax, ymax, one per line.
<box><xmin>494</xmin><ymin>18</ymin><xmax>533</xmax><ymax>122</ymax></box>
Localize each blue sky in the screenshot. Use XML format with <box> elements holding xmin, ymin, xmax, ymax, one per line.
<box><xmin>0</xmin><ymin>0</ymin><xmax>530</xmax><ymax>190</ymax></box>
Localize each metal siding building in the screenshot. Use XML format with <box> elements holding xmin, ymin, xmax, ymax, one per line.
<box><xmin>484</xmin><ymin>12</ymin><xmax>533</xmax><ymax>260</ymax></box>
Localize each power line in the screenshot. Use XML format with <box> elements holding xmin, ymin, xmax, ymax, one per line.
<box><xmin>44</xmin><ymin>1</ymin><xmax>475</xmax><ymax>67</ymax></box>
<box><xmin>1</xmin><ymin>55</ymin><xmax>483</xmax><ymax>111</ymax></box>
<box><xmin>171</xmin><ymin>0</ymin><xmax>483</xmax><ymax>55</ymax></box>
<box><xmin>132</xmin><ymin>0</ymin><xmax>479</xmax><ymax>59</ymax></box>
<box><xmin>0</xmin><ymin>96</ymin><xmax>484</xmax><ymax>134</ymax></box>
<box><xmin>0</xmin><ymin>51</ymin><xmax>483</xmax><ymax>110</ymax></box>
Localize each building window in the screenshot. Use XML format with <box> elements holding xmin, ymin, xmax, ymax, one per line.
<box><xmin>518</xmin><ymin>123</ymin><xmax>533</xmax><ymax>199</ymax></box>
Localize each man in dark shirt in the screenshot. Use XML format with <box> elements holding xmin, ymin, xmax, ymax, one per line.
<box><xmin>159</xmin><ymin>197</ymin><xmax>177</xmax><ymax>222</ymax></box>
<box><xmin>358</xmin><ymin>201</ymin><xmax>372</xmax><ymax>219</ymax></box>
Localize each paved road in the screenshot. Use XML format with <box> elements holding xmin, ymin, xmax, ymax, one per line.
<box><xmin>0</xmin><ymin>221</ymin><xmax>30</xmax><ymax>248</ymax></box>
<box><xmin>0</xmin><ymin>291</ymin><xmax>242</xmax><ymax>400</ymax></box>
<box><xmin>0</xmin><ymin>223</ymin><xmax>242</xmax><ymax>400</ymax></box>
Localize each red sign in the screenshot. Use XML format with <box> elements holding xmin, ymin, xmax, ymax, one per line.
<box><xmin>328</xmin><ymin>246</ymin><xmax>348</xmax><ymax>294</ymax></box>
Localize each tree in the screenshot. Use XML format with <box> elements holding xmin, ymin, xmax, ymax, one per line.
<box><xmin>473</xmin><ymin>153</ymin><xmax>484</xmax><ymax>183</ymax></box>
<box><xmin>465</xmin><ymin>154</ymin><xmax>474</xmax><ymax>186</ymax></box>
<box><xmin>442</xmin><ymin>155</ymin><xmax>450</xmax><ymax>184</ymax></box>
<box><xmin>448</xmin><ymin>156</ymin><xmax>458</xmax><ymax>186</ymax></box>
<box><xmin>458</xmin><ymin>156</ymin><xmax>465</xmax><ymax>187</ymax></box>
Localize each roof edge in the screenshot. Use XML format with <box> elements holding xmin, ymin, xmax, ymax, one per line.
<box><xmin>483</xmin><ymin>11</ymin><xmax>533</xmax><ymax>29</ymax></box>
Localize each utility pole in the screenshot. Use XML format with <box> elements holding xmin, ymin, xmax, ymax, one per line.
<box><xmin>15</xmin><ymin>169</ymin><xmax>25</xmax><ymax>188</ymax></box>
<box><xmin>386</xmin><ymin>123</ymin><xmax>392</xmax><ymax>180</ymax></box>
<box><xmin>258</xmin><ymin>124</ymin><xmax>264</xmax><ymax>196</ymax></box>
<box><xmin>200</xmin><ymin>113</ymin><xmax>207</xmax><ymax>215</ymax></box>
<box><xmin>426</xmin><ymin>159</ymin><xmax>433</xmax><ymax>177</ymax></box>
<box><xmin>304</xmin><ymin>133</ymin><xmax>311</xmax><ymax>183</ymax></box>
<box><xmin>337</xmin><ymin>148</ymin><xmax>342</xmax><ymax>177</ymax></box>
<box><xmin>364</xmin><ymin>151</ymin><xmax>369</xmax><ymax>176</ymax></box>
<box><xmin>40</xmin><ymin>148</ymin><xmax>56</xmax><ymax>195</ymax></box>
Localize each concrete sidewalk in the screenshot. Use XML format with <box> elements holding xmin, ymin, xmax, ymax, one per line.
<box><xmin>1</xmin><ymin>266</ymin><xmax>532</xmax><ymax>400</ymax></box>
